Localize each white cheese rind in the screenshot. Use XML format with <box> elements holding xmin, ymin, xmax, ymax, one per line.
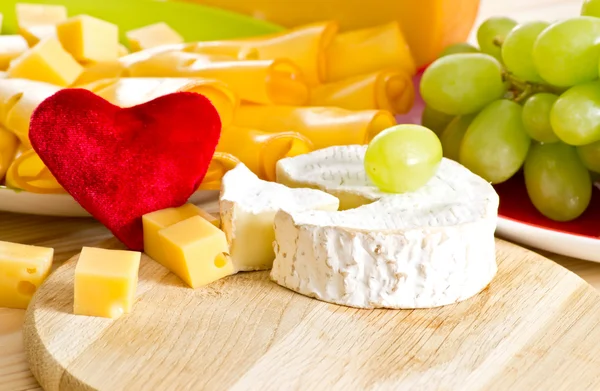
<box><xmin>219</xmin><ymin>163</ymin><xmax>339</xmax><ymax>272</ymax></box>
<box><xmin>271</xmin><ymin>145</ymin><xmax>499</xmax><ymax>309</ymax></box>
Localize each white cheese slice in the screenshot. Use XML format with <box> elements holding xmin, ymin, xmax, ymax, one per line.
<box><xmin>272</xmin><ymin>145</ymin><xmax>499</xmax><ymax>309</ymax></box>
<box><xmin>219</xmin><ymin>163</ymin><xmax>340</xmax><ymax>272</ymax></box>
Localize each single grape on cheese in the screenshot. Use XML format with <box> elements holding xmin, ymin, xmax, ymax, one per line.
<box><xmin>0</xmin><ymin>240</ymin><xmax>53</xmax><ymax>309</ymax></box>
<box><xmin>74</xmin><ymin>247</ymin><xmax>140</xmax><ymax>319</ymax></box>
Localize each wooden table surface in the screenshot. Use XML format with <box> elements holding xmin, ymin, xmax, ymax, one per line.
<box><xmin>0</xmin><ymin>0</ymin><xmax>592</xmax><ymax>390</ymax></box>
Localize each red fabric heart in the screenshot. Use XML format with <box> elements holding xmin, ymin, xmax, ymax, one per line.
<box><xmin>29</xmin><ymin>89</ymin><xmax>221</xmax><ymax>250</ymax></box>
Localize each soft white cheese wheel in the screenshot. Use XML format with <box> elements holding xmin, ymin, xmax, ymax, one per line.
<box><xmin>271</xmin><ymin>145</ymin><xmax>499</xmax><ymax>309</ymax></box>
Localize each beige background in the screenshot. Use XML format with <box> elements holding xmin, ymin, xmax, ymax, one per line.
<box><xmin>0</xmin><ymin>0</ymin><xmax>595</xmax><ymax>390</ymax></box>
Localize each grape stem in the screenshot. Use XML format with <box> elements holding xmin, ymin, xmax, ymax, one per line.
<box><xmin>502</xmin><ymin>72</ymin><xmax>563</xmax><ymax>102</ymax></box>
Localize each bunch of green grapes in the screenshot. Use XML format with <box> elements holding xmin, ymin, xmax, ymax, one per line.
<box><xmin>419</xmin><ymin>3</ymin><xmax>600</xmax><ymax>222</ymax></box>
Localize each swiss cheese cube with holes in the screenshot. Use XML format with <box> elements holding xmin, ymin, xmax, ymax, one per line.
<box><xmin>142</xmin><ymin>203</ymin><xmax>219</xmax><ymax>266</ymax></box>
<box><xmin>7</xmin><ymin>38</ymin><xmax>83</xmax><ymax>86</ymax></box>
<box><xmin>0</xmin><ymin>240</ymin><xmax>53</xmax><ymax>309</ymax></box>
<box><xmin>57</xmin><ymin>15</ymin><xmax>119</xmax><ymax>62</ymax></box>
<box><xmin>158</xmin><ymin>215</ymin><xmax>234</xmax><ymax>288</ymax></box>
<box><xmin>74</xmin><ymin>247</ymin><xmax>141</xmax><ymax>319</ymax></box>
<box><xmin>126</xmin><ymin>22</ymin><xmax>183</xmax><ymax>52</ymax></box>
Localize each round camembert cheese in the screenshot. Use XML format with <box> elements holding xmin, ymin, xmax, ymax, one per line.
<box><xmin>271</xmin><ymin>145</ymin><xmax>499</xmax><ymax>309</ymax></box>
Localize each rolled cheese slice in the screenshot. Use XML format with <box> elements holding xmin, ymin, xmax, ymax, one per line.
<box><xmin>309</xmin><ymin>69</ymin><xmax>415</xmax><ymax>114</ymax></box>
<box><xmin>0</xmin><ymin>35</ymin><xmax>29</xmax><ymax>71</ymax></box>
<box><xmin>325</xmin><ymin>21</ymin><xmax>416</xmax><ymax>82</ymax></box>
<box><xmin>198</xmin><ymin>152</ymin><xmax>241</xmax><ymax>190</ymax></box>
<box><xmin>233</xmin><ymin>105</ymin><xmax>396</xmax><ymax>149</ymax></box>
<box><xmin>220</xmin><ymin>163</ymin><xmax>339</xmax><ymax>271</ymax></box>
<box><xmin>190</xmin><ymin>21</ymin><xmax>338</xmax><ymax>85</ymax></box>
<box><xmin>81</xmin><ymin>77</ymin><xmax>238</xmax><ymax>127</ymax></box>
<box><xmin>272</xmin><ymin>145</ymin><xmax>499</xmax><ymax>309</ymax></box>
<box><xmin>0</xmin><ymin>79</ymin><xmax>61</xmax><ymax>147</ymax></box>
<box><xmin>72</xmin><ymin>61</ymin><xmax>126</xmax><ymax>86</ymax></box>
<box><xmin>5</xmin><ymin>148</ymin><xmax>64</xmax><ymax>193</ymax></box>
<box><xmin>0</xmin><ymin>126</ymin><xmax>18</xmax><ymax>181</ymax></box>
<box><xmin>124</xmin><ymin>50</ymin><xmax>309</xmax><ymax>106</ymax></box>
<box><xmin>217</xmin><ymin>126</ymin><xmax>313</xmax><ymax>181</ymax></box>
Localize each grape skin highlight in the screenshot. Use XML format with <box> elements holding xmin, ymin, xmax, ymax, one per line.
<box><xmin>524</xmin><ymin>142</ymin><xmax>592</xmax><ymax>222</ymax></box>
<box><xmin>532</xmin><ymin>16</ymin><xmax>600</xmax><ymax>87</ymax></box>
<box><xmin>459</xmin><ymin>99</ymin><xmax>531</xmax><ymax>184</ymax></box>
<box><xmin>420</xmin><ymin>53</ymin><xmax>505</xmax><ymax>115</ymax></box>
<box><xmin>550</xmin><ymin>81</ymin><xmax>600</xmax><ymax>146</ymax></box>
<box><xmin>364</xmin><ymin>125</ymin><xmax>442</xmax><ymax>194</ymax></box>
<box><xmin>501</xmin><ymin>21</ymin><xmax>549</xmax><ymax>83</ymax></box>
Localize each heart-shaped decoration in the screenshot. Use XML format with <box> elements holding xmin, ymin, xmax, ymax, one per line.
<box><xmin>30</xmin><ymin>89</ymin><xmax>221</xmax><ymax>250</ymax></box>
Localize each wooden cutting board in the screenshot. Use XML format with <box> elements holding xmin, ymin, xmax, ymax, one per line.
<box><xmin>23</xmin><ymin>238</ymin><xmax>600</xmax><ymax>391</ymax></box>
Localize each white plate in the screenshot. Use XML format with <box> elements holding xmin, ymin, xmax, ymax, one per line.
<box><xmin>496</xmin><ymin>217</ymin><xmax>600</xmax><ymax>263</ymax></box>
<box><xmin>0</xmin><ymin>186</ymin><xmax>218</xmax><ymax>217</ymax></box>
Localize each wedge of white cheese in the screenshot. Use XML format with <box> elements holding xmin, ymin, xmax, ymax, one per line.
<box><xmin>272</xmin><ymin>145</ymin><xmax>499</xmax><ymax>309</ymax></box>
<box><xmin>220</xmin><ymin>163</ymin><xmax>340</xmax><ymax>272</ymax></box>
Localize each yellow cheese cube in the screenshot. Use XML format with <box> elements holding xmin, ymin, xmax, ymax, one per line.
<box><xmin>20</xmin><ymin>24</ymin><xmax>57</xmax><ymax>46</ymax></box>
<box><xmin>7</xmin><ymin>38</ymin><xmax>83</xmax><ymax>86</ymax></box>
<box><xmin>57</xmin><ymin>15</ymin><xmax>119</xmax><ymax>62</ymax></box>
<box><xmin>15</xmin><ymin>3</ymin><xmax>67</xmax><ymax>29</ymax></box>
<box><xmin>142</xmin><ymin>203</ymin><xmax>219</xmax><ymax>265</ymax></box>
<box><xmin>158</xmin><ymin>216</ymin><xmax>233</xmax><ymax>288</ymax></box>
<box><xmin>126</xmin><ymin>22</ymin><xmax>183</xmax><ymax>52</ymax></box>
<box><xmin>0</xmin><ymin>240</ymin><xmax>53</xmax><ymax>309</ymax></box>
<box><xmin>72</xmin><ymin>61</ymin><xmax>125</xmax><ymax>86</ymax></box>
<box><xmin>74</xmin><ymin>247</ymin><xmax>141</xmax><ymax>319</ymax></box>
<box><xmin>0</xmin><ymin>35</ymin><xmax>28</xmax><ymax>70</ymax></box>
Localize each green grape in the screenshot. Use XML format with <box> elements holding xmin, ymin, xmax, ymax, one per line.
<box><xmin>532</xmin><ymin>17</ymin><xmax>600</xmax><ymax>87</ymax></box>
<box><xmin>521</xmin><ymin>93</ymin><xmax>559</xmax><ymax>143</ymax></box>
<box><xmin>421</xmin><ymin>105</ymin><xmax>454</xmax><ymax>136</ymax></box>
<box><xmin>420</xmin><ymin>53</ymin><xmax>505</xmax><ymax>115</ymax></box>
<box><xmin>524</xmin><ymin>142</ymin><xmax>592</xmax><ymax>221</ymax></box>
<box><xmin>581</xmin><ymin>0</ymin><xmax>600</xmax><ymax>17</ymax></box>
<box><xmin>577</xmin><ymin>140</ymin><xmax>600</xmax><ymax>173</ymax></box>
<box><xmin>440</xmin><ymin>114</ymin><xmax>476</xmax><ymax>162</ymax></box>
<box><xmin>476</xmin><ymin>17</ymin><xmax>517</xmax><ymax>61</ymax></box>
<box><xmin>459</xmin><ymin>100</ymin><xmax>531</xmax><ymax>184</ymax></box>
<box><xmin>364</xmin><ymin>124</ymin><xmax>442</xmax><ymax>193</ymax></box>
<box><xmin>501</xmin><ymin>21</ymin><xmax>549</xmax><ymax>83</ymax></box>
<box><xmin>550</xmin><ymin>81</ymin><xmax>600</xmax><ymax>146</ymax></box>
<box><xmin>439</xmin><ymin>43</ymin><xmax>479</xmax><ymax>57</ymax></box>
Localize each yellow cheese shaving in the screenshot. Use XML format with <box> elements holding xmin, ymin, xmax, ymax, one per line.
<box><xmin>199</xmin><ymin>152</ymin><xmax>240</xmax><ymax>190</ymax></box>
<box><xmin>0</xmin><ymin>126</ymin><xmax>18</xmax><ymax>182</ymax></box>
<box><xmin>189</xmin><ymin>21</ymin><xmax>338</xmax><ymax>86</ymax></box>
<box><xmin>309</xmin><ymin>69</ymin><xmax>415</xmax><ymax>114</ymax></box>
<box><xmin>123</xmin><ymin>50</ymin><xmax>309</xmax><ymax>106</ymax></box>
<box><xmin>217</xmin><ymin>126</ymin><xmax>313</xmax><ymax>181</ymax></box>
<box><xmin>81</xmin><ymin>77</ymin><xmax>238</xmax><ymax>127</ymax></box>
<box><xmin>233</xmin><ymin>105</ymin><xmax>397</xmax><ymax>149</ymax></box>
<box><xmin>325</xmin><ymin>21</ymin><xmax>416</xmax><ymax>82</ymax></box>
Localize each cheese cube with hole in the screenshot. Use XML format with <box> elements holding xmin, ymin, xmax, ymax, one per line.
<box><xmin>57</xmin><ymin>15</ymin><xmax>119</xmax><ymax>62</ymax></box>
<box><xmin>126</xmin><ymin>22</ymin><xmax>184</xmax><ymax>52</ymax></box>
<box><xmin>220</xmin><ymin>163</ymin><xmax>339</xmax><ymax>272</ymax></box>
<box><xmin>142</xmin><ymin>203</ymin><xmax>219</xmax><ymax>266</ymax></box>
<box><xmin>15</xmin><ymin>3</ymin><xmax>67</xmax><ymax>29</ymax></box>
<box><xmin>158</xmin><ymin>215</ymin><xmax>233</xmax><ymax>288</ymax></box>
<box><xmin>74</xmin><ymin>247</ymin><xmax>141</xmax><ymax>319</ymax></box>
<box><xmin>20</xmin><ymin>24</ymin><xmax>57</xmax><ymax>46</ymax></box>
<box><xmin>0</xmin><ymin>35</ymin><xmax>28</xmax><ymax>70</ymax></box>
<box><xmin>0</xmin><ymin>240</ymin><xmax>53</xmax><ymax>309</ymax></box>
<box><xmin>7</xmin><ymin>38</ymin><xmax>82</xmax><ymax>86</ymax></box>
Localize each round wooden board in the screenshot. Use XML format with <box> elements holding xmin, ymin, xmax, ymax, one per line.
<box><xmin>23</xmin><ymin>238</ymin><xmax>600</xmax><ymax>391</ymax></box>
